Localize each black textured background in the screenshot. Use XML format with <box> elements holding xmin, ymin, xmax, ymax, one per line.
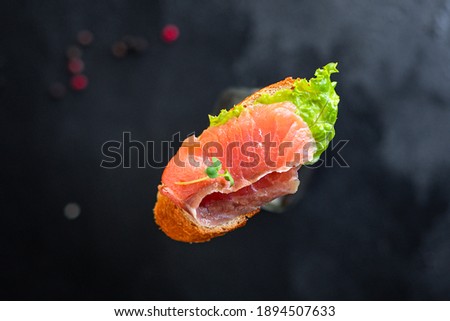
<box><xmin>1</xmin><ymin>0</ymin><xmax>450</xmax><ymax>300</ymax></box>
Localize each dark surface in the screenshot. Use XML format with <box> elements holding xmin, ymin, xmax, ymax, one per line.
<box><xmin>1</xmin><ymin>0</ymin><xmax>450</xmax><ymax>300</ymax></box>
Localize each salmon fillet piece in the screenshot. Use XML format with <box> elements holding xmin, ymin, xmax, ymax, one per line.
<box><xmin>159</xmin><ymin>101</ymin><xmax>316</xmax><ymax>226</ymax></box>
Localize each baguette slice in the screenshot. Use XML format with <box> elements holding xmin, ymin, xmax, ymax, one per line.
<box><xmin>154</xmin><ymin>191</ymin><xmax>260</xmax><ymax>243</ymax></box>
<box><xmin>154</xmin><ymin>78</ymin><xmax>298</xmax><ymax>243</ymax></box>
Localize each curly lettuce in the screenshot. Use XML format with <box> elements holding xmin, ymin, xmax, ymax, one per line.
<box><xmin>208</xmin><ymin>104</ymin><xmax>245</xmax><ymax>127</ymax></box>
<box><xmin>209</xmin><ymin>63</ymin><xmax>340</xmax><ymax>164</ymax></box>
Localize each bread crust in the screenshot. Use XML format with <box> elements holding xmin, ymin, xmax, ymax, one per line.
<box><xmin>153</xmin><ymin>77</ymin><xmax>298</xmax><ymax>243</ymax></box>
<box><xmin>240</xmin><ymin>77</ymin><xmax>296</xmax><ymax>107</ymax></box>
<box><xmin>154</xmin><ymin>192</ymin><xmax>260</xmax><ymax>243</ymax></box>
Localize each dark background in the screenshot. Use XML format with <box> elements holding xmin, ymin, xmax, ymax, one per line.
<box><xmin>2</xmin><ymin>0</ymin><xmax>450</xmax><ymax>300</ymax></box>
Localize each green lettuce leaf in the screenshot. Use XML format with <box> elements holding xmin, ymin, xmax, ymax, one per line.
<box><xmin>208</xmin><ymin>63</ymin><xmax>340</xmax><ymax>164</ymax></box>
<box><xmin>208</xmin><ymin>104</ymin><xmax>245</xmax><ymax>127</ymax></box>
